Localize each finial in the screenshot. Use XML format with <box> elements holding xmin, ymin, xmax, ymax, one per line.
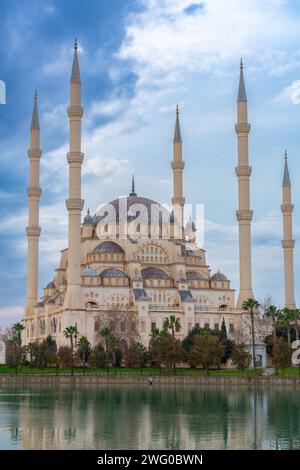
<box><xmin>176</xmin><ymin>104</ymin><xmax>179</xmax><ymax>116</ymax></box>
<box><xmin>87</xmin><ymin>208</ymin><xmax>90</xmax><ymax>215</ymax></box>
<box><xmin>34</xmin><ymin>89</ymin><xmax>37</xmax><ymax>101</ymax></box>
<box><xmin>74</xmin><ymin>38</ymin><xmax>78</xmax><ymax>50</ymax></box>
<box><xmin>240</xmin><ymin>58</ymin><xmax>243</xmax><ymax>70</ymax></box>
<box><xmin>285</xmin><ymin>149</ymin><xmax>288</xmax><ymax>160</ymax></box>
<box><xmin>129</xmin><ymin>175</ymin><xmax>137</xmax><ymax>197</ymax></box>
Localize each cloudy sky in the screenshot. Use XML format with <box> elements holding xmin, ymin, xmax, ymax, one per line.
<box><xmin>0</xmin><ymin>0</ymin><xmax>300</xmax><ymax>326</ymax></box>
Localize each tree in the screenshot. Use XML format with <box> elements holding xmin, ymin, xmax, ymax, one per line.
<box><xmin>63</xmin><ymin>325</ymin><xmax>79</xmax><ymax>352</ymax></box>
<box><xmin>149</xmin><ymin>327</ymin><xmax>169</xmax><ymax>367</ymax></box>
<box><xmin>9</xmin><ymin>322</ymin><xmax>25</xmax><ymax>374</ymax></box>
<box><xmin>26</xmin><ymin>341</ymin><xmax>39</xmax><ymax>365</ymax></box>
<box><xmin>154</xmin><ymin>336</ymin><xmax>183</xmax><ymax>372</ymax></box>
<box><xmin>125</xmin><ymin>342</ymin><xmax>148</xmax><ymax>370</ymax></box>
<box><xmin>99</xmin><ymin>326</ymin><xmax>118</xmax><ymax>373</ymax></box>
<box><xmin>63</xmin><ymin>326</ymin><xmax>79</xmax><ymax>374</ymax></box>
<box><xmin>57</xmin><ymin>346</ymin><xmax>73</xmax><ymax>370</ymax></box>
<box><xmin>163</xmin><ymin>316</ymin><xmax>182</xmax><ymax>373</ymax></box>
<box><xmin>163</xmin><ymin>315</ymin><xmax>181</xmax><ymax>338</ymax></box>
<box><xmin>265</xmin><ymin>305</ymin><xmax>279</xmax><ymax>340</ymax></box>
<box><xmin>272</xmin><ymin>337</ymin><xmax>291</xmax><ymax>374</ymax></box>
<box><xmin>242</xmin><ymin>298</ymin><xmax>260</xmax><ymax>369</ymax></box>
<box><xmin>188</xmin><ymin>332</ymin><xmax>224</xmax><ymax>375</ymax></box>
<box><xmin>278</xmin><ymin>308</ymin><xmax>294</xmax><ymax>347</ymax></box>
<box><xmin>291</xmin><ymin>308</ymin><xmax>300</xmax><ymax>341</ymax></box>
<box><xmin>88</xmin><ymin>345</ymin><xmax>107</xmax><ymax>368</ymax></box>
<box><xmin>77</xmin><ymin>336</ymin><xmax>91</xmax><ymax>367</ymax></box>
<box><xmin>231</xmin><ymin>343</ymin><xmax>250</xmax><ymax>370</ymax></box>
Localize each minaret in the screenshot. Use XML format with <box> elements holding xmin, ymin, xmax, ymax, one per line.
<box><xmin>235</xmin><ymin>60</ymin><xmax>253</xmax><ymax>307</ymax></box>
<box><xmin>281</xmin><ymin>150</ymin><xmax>295</xmax><ymax>308</ymax></box>
<box><xmin>63</xmin><ymin>40</ymin><xmax>84</xmax><ymax>310</ymax></box>
<box><xmin>171</xmin><ymin>105</ymin><xmax>185</xmax><ymax>238</ymax></box>
<box><xmin>25</xmin><ymin>91</ymin><xmax>42</xmax><ymax>316</ymax></box>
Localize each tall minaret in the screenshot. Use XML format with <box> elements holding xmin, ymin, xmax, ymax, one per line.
<box><xmin>25</xmin><ymin>91</ymin><xmax>42</xmax><ymax>316</ymax></box>
<box><xmin>171</xmin><ymin>105</ymin><xmax>185</xmax><ymax>238</ymax></box>
<box><xmin>281</xmin><ymin>150</ymin><xmax>295</xmax><ymax>308</ymax></box>
<box><xmin>63</xmin><ymin>40</ymin><xmax>84</xmax><ymax>310</ymax></box>
<box><xmin>235</xmin><ymin>60</ymin><xmax>253</xmax><ymax>307</ymax></box>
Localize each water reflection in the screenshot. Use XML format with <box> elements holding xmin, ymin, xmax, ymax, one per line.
<box><xmin>0</xmin><ymin>385</ymin><xmax>299</xmax><ymax>449</ymax></box>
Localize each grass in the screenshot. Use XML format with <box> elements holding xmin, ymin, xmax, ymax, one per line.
<box><xmin>0</xmin><ymin>364</ymin><xmax>265</xmax><ymax>377</ymax></box>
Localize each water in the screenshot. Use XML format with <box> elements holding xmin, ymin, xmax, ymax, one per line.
<box><xmin>0</xmin><ymin>384</ymin><xmax>299</xmax><ymax>450</ymax></box>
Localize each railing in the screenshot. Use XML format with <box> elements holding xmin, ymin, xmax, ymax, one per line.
<box><xmin>194</xmin><ymin>306</ymin><xmax>241</xmax><ymax>314</ymax></box>
<box><xmin>149</xmin><ymin>304</ymin><xmax>183</xmax><ymax>312</ymax></box>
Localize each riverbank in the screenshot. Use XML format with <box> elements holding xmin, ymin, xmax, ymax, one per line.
<box><xmin>1</xmin><ymin>373</ymin><xmax>300</xmax><ymax>385</ymax></box>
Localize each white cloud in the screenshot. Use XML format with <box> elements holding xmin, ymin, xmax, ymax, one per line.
<box><xmin>0</xmin><ymin>306</ymin><xmax>23</xmax><ymax>327</ymax></box>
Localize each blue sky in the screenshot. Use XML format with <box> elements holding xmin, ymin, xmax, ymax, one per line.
<box><xmin>1</xmin><ymin>0</ymin><xmax>300</xmax><ymax>325</ymax></box>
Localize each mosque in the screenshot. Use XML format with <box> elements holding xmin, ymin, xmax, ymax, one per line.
<box><xmin>22</xmin><ymin>42</ymin><xmax>295</xmax><ymax>350</ymax></box>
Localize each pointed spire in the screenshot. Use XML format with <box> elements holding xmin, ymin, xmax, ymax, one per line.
<box><xmin>31</xmin><ymin>90</ymin><xmax>40</xmax><ymax>130</ymax></box>
<box><xmin>283</xmin><ymin>150</ymin><xmax>291</xmax><ymax>187</ymax></box>
<box><xmin>129</xmin><ymin>175</ymin><xmax>137</xmax><ymax>197</ymax></box>
<box><xmin>173</xmin><ymin>104</ymin><xmax>182</xmax><ymax>143</ymax></box>
<box><xmin>71</xmin><ymin>38</ymin><xmax>81</xmax><ymax>84</ymax></box>
<box><xmin>237</xmin><ymin>58</ymin><xmax>247</xmax><ymax>102</ymax></box>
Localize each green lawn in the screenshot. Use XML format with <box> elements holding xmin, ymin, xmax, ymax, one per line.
<box><xmin>0</xmin><ymin>364</ymin><xmax>265</xmax><ymax>377</ymax></box>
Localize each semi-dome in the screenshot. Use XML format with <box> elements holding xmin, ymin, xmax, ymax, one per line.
<box><xmin>94</xmin><ymin>241</ymin><xmax>124</xmax><ymax>254</ymax></box>
<box><xmin>100</xmin><ymin>268</ymin><xmax>126</xmax><ymax>278</ymax></box>
<box><xmin>81</xmin><ymin>268</ymin><xmax>97</xmax><ymax>277</ymax></box>
<box><xmin>46</xmin><ymin>281</ymin><xmax>55</xmax><ymax>289</ymax></box>
<box><xmin>211</xmin><ymin>270</ymin><xmax>228</xmax><ymax>282</ymax></box>
<box><xmin>186</xmin><ymin>271</ymin><xmax>205</xmax><ymax>280</ymax></box>
<box><xmin>141</xmin><ymin>267</ymin><xmax>169</xmax><ymax>279</ymax></box>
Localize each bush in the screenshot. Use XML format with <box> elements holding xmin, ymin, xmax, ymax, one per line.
<box><xmin>188</xmin><ymin>332</ymin><xmax>224</xmax><ymax>375</ymax></box>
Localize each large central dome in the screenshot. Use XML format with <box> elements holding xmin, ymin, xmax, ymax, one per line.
<box><xmin>93</xmin><ymin>194</ymin><xmax>173</xmax><ymax>224</ymax></box>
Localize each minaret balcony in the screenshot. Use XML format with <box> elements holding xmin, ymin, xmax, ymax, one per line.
<box><xmin>171</xmin><ymin>161</ymin><xmax>185</xmax><ymax>170</ymax></box>
<box><xmin>26</xmin><ymin>225</ymin><xmax>41</xmax><ymax>237</ymax></box>
<box><xmin>27</xmin><ymin>148</ymin><xmax>42</xmax><ymax>159</ymax></box>
<box><xmin>67</xmin><ymin>106</ymin><xmax>83</xmax><ymax>118</ymax></box>
<box><xmin>235</xmin><ymin>123</ymin><xmax>251</xmax><ymax>134</ymax></box>
<box><xmin>281</xmin><ymin>239</ymin><xmax>295</xmax><ymax>249</ymax></box>
<box><xmin>281</xmin><ymin>204</ymin><xmax>294</xmax><ymax>213</ymax></box>
<box><xmin>235</xmin><ymin>166</ymin><xmax>252</xmax><ymax>177</ymax></box>
<box><xmin>67</xmin><ymin>152</ymin><xmax>84</xmax><ymax>164</ymax></box>
<box><xmin>236</xmin><ymin>209</ymin><xmax>253</xmax><ymax>222</ymax></box>
<box><xmin>65</xmin><ymin>198</ymin><xmax>84</xmax><ymax>212</ymax></box>
<box><xmin>27</xmin><ymin>187</ymin><xmax>41</xmax><ymax>197</ymax></box>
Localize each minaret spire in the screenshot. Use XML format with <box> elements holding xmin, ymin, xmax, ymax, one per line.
<box><xmin>171</xmin><ymin>105</ymin><xmax>185</xmax><ymax>238</ymax></box>
<box><xmin>235</xmin><ymin>60</ymin><xmax>253</xmax><ymax>307</ymax></box>
<box><xmin>281</xmin><ymin>150</ymin><xmax>295</xmax><ymax>308</ymax></box>
<box><xmin>238</xmin><ymin>58</ymin><xmax>247</xmax><ymax>102</ymax></box>
<box><xmin>63</xmin><ymin>40</ymin><xmax>84</xmax><ymax>311</ymax></box>
<box><xmin>25</xmin><ymin>91</ymin><xmax>42</xmax><ymax>320</ymax></box>
<box><xmin>129</xmin><ymin>175</ymin><xmax>137</xmax><ymax>197</ymax></box>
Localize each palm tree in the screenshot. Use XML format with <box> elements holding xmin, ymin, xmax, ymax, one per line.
<box><xmin>10</xmin><ymin>322</ymin><xmax>25</xmax><ymax>374</ymax></box>
<box><xmin>279</xmin><ymin>308</ymin><xmax>293</xmax><ymax>347</ymax></box>
<box><xmin>26</xmin><ymin>341</ymin><xmax>39</xmax><ymax>365</ymax></box>
<box><xmin>63</xmin><ymin>325</ymin><xmax>79</xmax><ymax>375</ymax></box>
<box><xmin>163</xmin><ymin>315</ymin><xmax>182</xmax><ymax>374</ymax></box>
<box><xmin>242</xmin><ymin>298</ymin><xmax>260</xmax><ymax>370</ymax></box>
<box><xmin>265</xmin><ymin>305</ymin><xmax>279</xmax><ymax>340</ymax></box>
<box><xmin>163</xmin><ymin>315</ymin><xmax>181</xmax><ymax>338</ymax></box>
<box><xmin>63</xmin><ymin>325</ymin><xmax>79</xmax><ymax>352</ymax></box>
<box><xmin>99</xmin><ymin>326</ymin><xmax>117</xmax><ymax>373</ymax></box>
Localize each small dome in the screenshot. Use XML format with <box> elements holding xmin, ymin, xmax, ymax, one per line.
<box><xmin>46</xmin><ymin>281</ymin><xmax>55</xmax><ymax>289</ymax></box>
<box><xmin>186</xmin><ymin>271</ymin><xmax>205</xmax><ymax>280</ymax></box>
<box><xmin>101</xmin><ymin>268</ymin><xmax>126</xmax><ymax>278</ymax></box>
<box><xmin>84</xmin><ymin>208</ymin><xmax>93</xmax><ymax>225</ymax></box>
<box><xmin>94</xmin><ymin>241</ymin><xmax>124</xmax><ymax>254</ymax></box>
<box><xmin>211</xmin><ymin>270</ymin><xmax>228</xmax><ymax>282</ymax></box>
<box><xmin>141</xmin><ymin>267</ymin><xmax>169</xmax><ymax>280</ymax></box>
<box><xmin>81</xmin><ymin>268</ymin><xmax>97</xmax><ymax>277</ymax></box>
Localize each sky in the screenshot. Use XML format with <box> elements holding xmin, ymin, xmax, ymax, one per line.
<box><xmin>1</xmin><ymin>0</ymin><xmax>300</xmax><ymax>326</ymax></box>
